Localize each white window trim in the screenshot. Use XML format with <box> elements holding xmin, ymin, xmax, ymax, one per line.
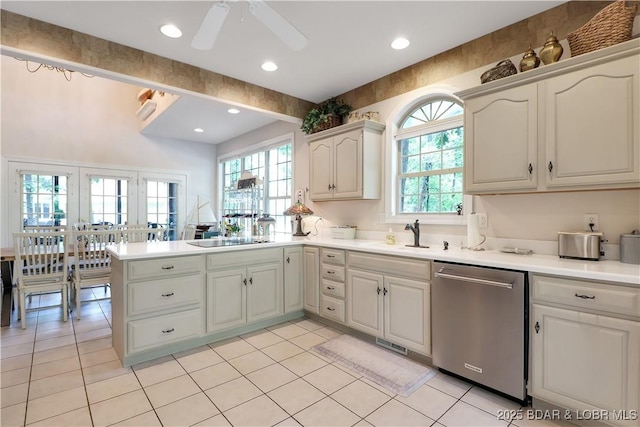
<box><xmin>217</xmin><ymin>132</ymin><xmax>295</xmax><ymax>211</ymax></box>
<box><xmin>79</xmin><ymin>167</ymin><xmax>138</xmax><ymax>226</ymax></box>
<box><xmin>384</xmin><ymin>87</ymin><xmax>472</xmax><ymax>226</ymax></box>
<box><xmin>2</xmin><ymin>156</ymin><xmax>189</xmax><ymax>246</ymax></box>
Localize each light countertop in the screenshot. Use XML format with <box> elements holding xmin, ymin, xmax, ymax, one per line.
<box><xmin>106</xmin><ymin>236</ymin><xmax>640</xmax><ymax>286</ymax></box>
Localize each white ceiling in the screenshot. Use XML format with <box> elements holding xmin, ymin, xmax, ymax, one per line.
<box><xmin>1</xmin><ymin>1</ymin><xmax>565</xmax><ymax>144</ymax></box>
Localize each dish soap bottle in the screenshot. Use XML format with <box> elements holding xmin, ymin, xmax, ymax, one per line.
<box><xmin>386</xmin><ymin>228</ymin><xmax>396</xmax><ymax>245</ymax></box>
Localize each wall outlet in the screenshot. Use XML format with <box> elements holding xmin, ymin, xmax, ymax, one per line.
<box><xmin>296</xmin><ymin>188</ymin><xmax>305</xmax><ymax>203</ymax></box>
<box><xmin>584</xmin><ymin>213</ymin><xmax>599</xmax><ymax>232</ymax></box>
<box><xmin>477</xmin><ymin>213</ymin><xmax>488</xmax><ymax>228</ymax></box>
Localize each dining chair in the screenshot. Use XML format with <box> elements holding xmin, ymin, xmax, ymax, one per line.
<box><xmin>70</xmin><ymin>229</ymin><xmax>116</xmax><ymax>319</ymax></box>
<box><xmin>182</xmin><ymin>224</ymin><xmax>197</xmax><ymax>240</ymax></box>
<box><xmin>119</xmin><ymin>227</ymin><xmax>164</xmax><ymax>243</ymax></box>
<box><xmin>13</xmin><ymin>230</ymin><xmax>70</xmax><ymax>329</ymax></box>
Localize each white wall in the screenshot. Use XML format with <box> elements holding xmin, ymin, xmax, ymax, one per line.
<box><xmin>0</xmin><ymin>55</ymin><xmax>218</xmax><ymax>243</ymax></box>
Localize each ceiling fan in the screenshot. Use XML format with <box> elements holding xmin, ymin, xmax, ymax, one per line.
<box><xmin>191</xmin><ymin>0</ymin><xmax>309</xmax><ymax>51</ymax></box>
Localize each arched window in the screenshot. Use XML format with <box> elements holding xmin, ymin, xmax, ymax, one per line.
<box><xmin>395</xmin><ymin>97</ymin><xmax>464</xmax><ymax>214</ymax></box>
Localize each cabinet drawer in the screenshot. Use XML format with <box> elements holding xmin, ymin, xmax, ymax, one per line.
<box><xmin>321</xmin><ymin>295</ymin><xmax>345</xmax><ymax>323</ymax></box>
<box><xmin>321</xmin><ymin>279</ymin><xmax>345</xmax><ymax>299</ymax></box>
<box><xmin>208</xmin><ymin>248</ymin><xmax>282</xmax><ymax>270</ymax></box>
<box><xmin>128</xmin><ymin>274</ymin><xmax>203</xmax><ymax>317</ymax></box>
<box><xmin>533</xmin><ymin>275</ymin><xmax>640</xmax><ymax>318</ymax></box>
<box><xmin>127</xmin><ymin>309</ymin><xmax>203</xmax><ymax>353</ymax></box>
<box><xmin>322</xmin><ymin>264</ymin><xmax>345</xmax><ymax>282</ymax></box>
<box><xmin>348</xmin><ymin>251</ymin><xmax>430</xmax><ymax>280</ymax></box>
<box><xmin>321</xmin><ymin>248</ymin><xmax>345</xmax><ymax>265</ymax></box>
<box><xmin>128</xmin><ymin>256</ymin><xmax>202</xmax><ymax>281</ymax></box>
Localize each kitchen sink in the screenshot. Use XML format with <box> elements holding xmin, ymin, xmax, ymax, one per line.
<box><xmin>187</xmin><ymin>237</ymin><xmax>270</xmax><ymax>248</ymax></box>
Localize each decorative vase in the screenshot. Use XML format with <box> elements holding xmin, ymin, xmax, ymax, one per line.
<box><xmin>539</xmin><ymin>32</ymin><xmax>563</xmax><ymax>65</ymax></box>
<box><xmin>519</xmin><ymin>45</ymin><xmax>540</xmax><ymax>72</ymax></box>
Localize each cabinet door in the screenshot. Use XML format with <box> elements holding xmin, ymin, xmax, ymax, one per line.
<box><xmin>544</xmin><ymin>56</ymin><xmax>640</xmax><ymax>188</ymax></box>
<box><xmin>464</xmin><ymin>84</ymin><xmax>538</xmax><ymax>193</ymax></box>
<box><xmin>384</xmin><ymin>276</ymin><xmax>430</xmax><ymax>355</ymax></box>
<box><xmin>303</xmin><ymin>247</ymin><xmax>319</xmax><ymax>313</ymax></box>
<box><xmin>532</xmin><ymin>304</ymin><xmax>640</xmax><ymax>422</ymax></box>
<box><xmin>247</xmin><ymin>262</ymin><xmax>283</xmax><ymax>323</ymax></box>
<box><xmin>206</xmin><ymin>268</ymin><xmax>246</xmax><ymax>333</ymax></box>
<box><xmin>347</xmin><ymin>269</ymin><xmax>383</xmax><ymax>337</ymax></box>
<box><xmin>283</xmin><ymin>247</ymin><xmax>303</xmax><ymax>313</ymax></box>
<box><xmin>309</xmin><ymin>139</ymin><xmax>333</xmax><ymax>200</ymax></box>
<box><xmin>333</xmin><ymin>129</ymin><xmax>362</xmax><ymax>199</ymax></box>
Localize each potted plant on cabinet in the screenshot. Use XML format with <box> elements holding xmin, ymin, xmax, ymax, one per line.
<box><xmin>301</xmin><ymin>97</ymin><xmax>353</xmax><ymax>134</ymax></box>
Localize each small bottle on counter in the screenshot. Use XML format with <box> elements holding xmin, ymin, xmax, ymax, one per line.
<box><xmin>386</xmin><ymin>228</ymin><xmax>396</xmax><ymax>245</ymax></box>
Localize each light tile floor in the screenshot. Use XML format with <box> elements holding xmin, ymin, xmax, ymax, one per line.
<box><xmin>1</xmin><ymin>289</ymin><xmax>572</xmax><ymax>427</ymax></box>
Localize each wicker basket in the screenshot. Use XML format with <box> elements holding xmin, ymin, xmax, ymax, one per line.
<box><xmin>568</xmin><ymin>1</ymin><xmax>637</xmax><ymax>57</ymax></box>
<box><xmin>313</xmin><ymin>114</ymin><xmax>342</xmax><ymax>133</ymax></box>
<box><xmin>480</xmin><ymin>59</ymin><xmax>517</xmax><ymax>84</ymax></box>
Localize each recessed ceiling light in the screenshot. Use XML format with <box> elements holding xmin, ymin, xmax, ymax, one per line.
<box><xmin>228</xmin><ymin>108</ymin><xmax>240</xmax><ymax>114</ymax></box>
<box><xmin>391</xmin><ymin>37</ymin><xmax>410</xmax><ymax>50</ymax></box>
<box><xmin>194</xmin><ymin>128</ymin><xmax>204</xmax><ymax>133</ymax></box>
<box><xmin>261</xmin><ymin>61</ymin><xmax>278</xmax><ymax>72</ymax></box>
<box><xmin>160</xmin><ymin>24</ymin><xmax>183</xmax><ymax>38</ymax></box>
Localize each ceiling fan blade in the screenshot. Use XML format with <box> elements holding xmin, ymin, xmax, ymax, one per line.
<box><xmin>191</xmin><ymin>2</ymin><xmax>230</xmax><ymax>50</ymax></box>
<box><xmin>249</xmin><ymin>0</ymin><xmax>308</xmax><ymax>51</ymax></box>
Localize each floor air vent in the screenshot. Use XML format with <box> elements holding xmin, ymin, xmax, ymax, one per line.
<box><xmin>375</xmin><ymin>338</ymin><xmax>408</xmax><ymax>355</ymax></box>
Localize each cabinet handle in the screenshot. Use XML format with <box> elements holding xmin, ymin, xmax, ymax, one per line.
<box><xmin>326</xmin><ymin>307</ymin><xmax>335</xmax><ymax>311</ymax></box>
<box><xmin>326</xmin><ymin>270</ymin><xmax>335</xmax><ymax>274</ymax></box>
<box><xmin>528</xmin><ymin>163</ymin><xmax>533</xmax><ymax>174</ymax></box>
<box><xmin>162</xmin><ymin>265</ymin><xmax>175</xmax><ymax>270</ymax></box>
<box><xmin>326</xmin><ymin>286</ymin><xmax>335</xmax><ymax>290</ymax></box>
<box><xmin>548</xmin><ymin>161</ymin><xmax>553</xmax><ymax>173</ymax></box>
<box><xmin>535</xmin><ymin>321</ymin><xmax>540</xmax><ymax>334</ymax></box>
<box><xmin>328</xmin><ymin>184</ymin><xmax>332</xmax><ymax>190</ymax></box>
<box><xmin>162</xmin><ymin>328</ymin><xmax>175</xmax><ymax>334</ymax></box>
<box><xmin>161</xmin><ymin>292</ymin><xmax>174</xmax><ymax>297</ymax></box>
<box><xmin>383</xmin><ymin>287</ymin><xmax>388</xmax><ymax>296</ymax></box>
<box><xmin>249</xmin><ymin>277</ymin><xmax>253</xmax><ymax>284</ymax></box>
<box><xmin>332</xmin><ymin>184</ymin><xmax>336</xmax><ymax>190</ymax></box>
<box><xmin>286</xmin><ymin>257</ymin><xmax>290</xmax><ymax>263</ymax></box>
<box><xmin>574</xmin><ymin>293</ymin><xmax>596</xmax><ymax>300</ymax></box>
<box><xmin>243</xmin><ymin>278</ymin><xmax>247</xmax><ymax>286</ymax></box>
<box><xmin>377</xmin><ymin>287</ymin><xmax>381</xmax><ymax>295</ymax></box>
<box><xmin>326</xmin><ymin>254</ymin><xmax>335</xmax><ymax>258</ymax></box>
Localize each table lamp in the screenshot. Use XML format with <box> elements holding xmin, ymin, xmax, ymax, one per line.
<box><xmin>284</xmin><ymin>201</ymin><xmax>314</xmax><ymax>236</ymax></box>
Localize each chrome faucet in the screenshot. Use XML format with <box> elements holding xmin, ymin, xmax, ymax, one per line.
<box><xmin>404</xmin><ymin>219</ymin><xmax>421</xmax><ymax>247</ymax></box>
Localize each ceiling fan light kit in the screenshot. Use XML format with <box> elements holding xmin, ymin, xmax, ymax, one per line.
<box><xmin>191</xmin><ymin>0</ymin><xmax>308</xmax><ymax>52</ymax></box>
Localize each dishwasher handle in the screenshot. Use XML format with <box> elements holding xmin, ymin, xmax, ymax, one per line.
<box><xmin>434</xmin><ymin>269</ymin><xmax>513</xmax><ymax>289</ymax></box>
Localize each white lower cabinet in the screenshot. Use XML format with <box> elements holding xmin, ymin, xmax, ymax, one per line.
<box><xmin>303</xmin><ymin>247</ymin><xmax>320</xmax><ymax>313</ymax></box>
<box><xmin>531</xmin><ymin>275</ymin><xmax>640</xmax><ymax>427</ymax></box>
<box><xmin>284</xmin><ymin>246</ymin><xmax>304</xmax><ymax>313</ymax></box>
<box><xmin>207</xmin><ymin>248</ymin><xmax>283</xmax><ymax>333</ymax></box>
<box><xmin>346</xmin><ymin>252</ymin><xmax>430</xmax><ymax>355</ymax></box>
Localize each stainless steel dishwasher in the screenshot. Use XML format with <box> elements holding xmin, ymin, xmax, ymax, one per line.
<box><xmin>432</xmin><ymin>261</ymin><xmax>528</xmax><ymax>403</ymax></box>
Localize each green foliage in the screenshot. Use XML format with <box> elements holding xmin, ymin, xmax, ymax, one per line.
<box><xmin>301</xmin><ymin>97</ymin><xmax>353</xmax><ymax>134</ymax></box>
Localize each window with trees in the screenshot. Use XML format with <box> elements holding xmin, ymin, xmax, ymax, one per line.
<box><xmin>396</xmin><ymin>97</ymin><xmax>464</xmax><ymax>215</ymax></box>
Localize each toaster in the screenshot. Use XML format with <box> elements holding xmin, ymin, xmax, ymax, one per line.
<box><xmin>558</xmin><ymin>231</ymin><xmax>604</xmax><ymax>261</ymax></box>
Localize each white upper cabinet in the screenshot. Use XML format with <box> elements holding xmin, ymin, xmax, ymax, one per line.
<box><xmin>544</xmin><ymin>55</ymin><xmax>639</xmax><ymax>188</ymax></box>
<box><xmin>458</xmin><ymin>39</ymin><xmax>639</xmax><ymax>194</ymax></box>
<box><xmin>464</xmin><ymin>83</ymin><xmax>538</xmax><ymax>193</ymax></box>
<box><xmin>307</xmin><ymin>120</ymin><xmax>384</xmax><ymax>201</ymax></box>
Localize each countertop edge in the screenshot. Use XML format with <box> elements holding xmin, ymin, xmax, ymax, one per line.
<box><xmin>106</xmin><ymin>238</ymin><xmax>640</xmax><ymax>286</ymax></box>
